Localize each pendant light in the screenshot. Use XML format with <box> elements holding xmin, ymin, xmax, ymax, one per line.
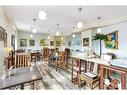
<box><xmin>77</xmin><ymin>8</ymin><xmax>83</xmax><ymax>28</ymax></box>
<box><xmin>39</xmin><ymin>10</ymin><xmax>47</xmax><ymax>20</ymax></box>
<box><xmin>32</xmin><ymin>18</ymin><xmax>37</xmax><ymax>33</ymax></box>
<box><xmin>47</xmin><ymin>30</ymin><xmax>50</xmax><ymax>39</ymax></box>
<box><xmin>56</xmin><ymin>24</ymin><xmax>60</xmax><ymax>36</ymax></box>
<box><xmin>97</xmin><ymin>17</ymin><xmax>102</xmax><ymax>33</ymax></box>
<box><xmin>61</xmin><ymin>32</ymin><xmax>64</xmax><ymax>40</ymax></box>
<box><xmin>30</xmin><ymin>34</ymin><xmax>33</xmax><ymax>38</ymax></box>
<box><xmin>72</xmin><ymin>27</ymin><xmax>76</xmax><ymax>38</ymax></box>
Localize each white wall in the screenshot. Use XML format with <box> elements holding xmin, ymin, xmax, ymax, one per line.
<box><xmin>0</xmin><ymin>41</ymin><xmax>4</xmax><ymax>66</ymax></box>
<box><xmin>93</xmin><ymin>21</ymin><xmax>127</xmax><ymax>58</ymax></box>
<box><xmin>0</xmin><ymin>7</ymin><xmax>17</xmax><ymax>65</ymax></box>
<box><xmin>65</xmin><ymin>32</ymin><xmax>82</xmax><ymax>51</ymax></box>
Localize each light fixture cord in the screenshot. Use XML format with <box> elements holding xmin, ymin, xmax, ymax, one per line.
<box><xmin>33</xmin><ymin>18</ymin><xmax>36</xmax><ymax>29</ymax></box>
<box><xmin>78</xmin><ymin>8</ymin><xmax>82</xmax><ymax>21</ymax></box>
<box><xmin>56</xmin><ymin>23</ymin><xmax>59</xmax><ymax>33</ymax></box>
<box><xmin>98</xmin><ymin>17</ymin><xmax>101</xmax><ymax>27</ymax></box>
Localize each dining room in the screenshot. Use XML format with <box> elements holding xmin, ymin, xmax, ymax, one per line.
<box><xmin>0</xmin><ymin>5</ymin><xmax>127</xmax><ymax>90</ymax></box>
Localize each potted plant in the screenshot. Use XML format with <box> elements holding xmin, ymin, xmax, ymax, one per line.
<box><xmin>92</xmin><ymin>33</ymin><xmax>107</xmax><ymax>56</ymax></box>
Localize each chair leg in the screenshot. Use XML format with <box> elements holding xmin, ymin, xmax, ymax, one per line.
<box><xmin>30</xmin><ymin>82</ymin><xmax>35</xmax><ymax>90</ymax></box>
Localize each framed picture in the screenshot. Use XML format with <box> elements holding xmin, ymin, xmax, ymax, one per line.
<box><xmin>29</xmin><ymin>39</ymin><xmax>35</xmax><ymax>46</ymax></box>
<box><xmin>20</xmin><ymin>39</ymin><xmax>27</xmax><ymax>47</ymax></box>
<box><xmin>40</xmin><ymin>39</ymin><xmax>45</xmax><ymax>46</ymax></box>
<box><xmin>0</xmin><ymin>26</ymin><xmax>7</xmax><ymax>47</ymax></box>
<box><xmin>105</xmin><ymin>31</ymin><xmax>118</xmax><ymax>49</ymax></box>
<box><xmin>50</xmin><ymin>41</ymin><xmax>54</xmax><ymax>46</ymax></box>
<box><xmin>83</xmin><ymin>38</ymin><xmax>89</xmax><ymax>47</ymax></box>
<box><xmin>56</xmin><ymin>40</ymin><xmax>61</xmax><ymax>47</ymax></box>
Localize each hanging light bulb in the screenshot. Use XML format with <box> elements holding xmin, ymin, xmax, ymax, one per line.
<box><xmin>61</xmin><ymin>37</ymin><xmax>64</xmax><ymax>40</ymax></box>
<box><xmin>47</xmin><ymin>36</ymin><xmax>50</xmax><ymax>39</ymax></box>
<box><xmin>32</xmin><ymin>18</ymin><xmax>37</xmax><ymax>33</ymax></box>
<box><xmin>47</xmin><ymin>30</ymin><xmax>50</xmax><ymax>39</ymax></box>
<box><xmin>97</xmin><ymin>17</ymin><xmax>102</xmax><ymax>33</ymax></box>
<box><xmin>72</xmin><ymin>33</ymin><xmax>76</xmax><ymax>38</ymax></box>
<box><xmin>77</xmin><ymin>8</ymin><xmax>83</xmax><ymax>28</ymax></box>
<box><xmin>56</xmin><ymin>24</ymin><xmax>60</xmax><ymax>36</ymax></box>
<box><xmin>32</xmin><ymin>28</ymin><xmax>36</xmax><ymax>33</ymax></box>
<box><xmin>77</xmin><ymin>22</ymin><xmax>83</xmax><ymax>28</ymax></box>
<box><xmin>56</xmin><ymin>32</ymin><xmax>60</xmax><ymax>36</ymax></box>
<box><xmin>97</xmin><ymin>28</ymin><xmax>102</xmax><ymax>33</ymax></box>
<box><xmin>30</xmin><ymin>34</ymin><xmax>33</xmax><ymax>38</ymax></box>
<box><xmin>39</xmin><ymin>10</ymin><xmax>47</xmax><ymax>20</ymax></box>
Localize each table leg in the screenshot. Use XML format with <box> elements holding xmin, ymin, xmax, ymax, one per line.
<box><xmin>121</xmin><ymin>73</ymin><xmax>126</xmax><ymax>89</ymax></box>
<box><xmin>100</xmin><ymin>65</ymin><xmax>104</xmax><ymax>89</ymax></box>
<box><xmin>71</xmin><ymin>58</ymin><xmax>74</xmax><ymax>82</ymax></box>
<box><xmin>21</xmin><ymin>84</ymin><xmax>24</xmax><ymax>90</ymax></box>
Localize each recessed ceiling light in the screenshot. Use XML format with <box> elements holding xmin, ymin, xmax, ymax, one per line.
<box><xmin>39</xmin><ymin>10</ymin><xmax>47</xmax><ymax>20</ymax></box>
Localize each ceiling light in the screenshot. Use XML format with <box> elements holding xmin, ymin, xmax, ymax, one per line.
<box><xmin>72</xmin><ymin>34</ymin><xmax>76</xmax><ymax>38</ymax></box>
<box><xmin>30</xmin><ymin>34</ymin><xmax>33</xmax><ymax>38</ymax></box>
<box><xmin>48</xmin><ymin>36</ymin><xmax>50</xmax><ymax>39</ymax></box>
<box><xmin>77</xmin><ymin>8</ymin><xmax>83</xmax><ymax>28</ymax></box>
<box><xmin>97</xmin><ymin>17</ymin><xmax>102</xmax><ymax>33</ymax></box>
<box><xmin>77</xmin><ymin>22</ymin><xmax>83</xmax><ymax>28</ymax></box>
<box><xmin>97</xmin><ymin>28</ymin><xmax>102</xmax><ymax>33</ymax></box>
<box><xmin>61</xmin><ymin>37</ymin><xmax>64</xmax><ymax>40</ymax></box>
<box><xmin>56</xmin><ymin>32</ymin><xmax>60</xmax><ymax>36</ymax></box>
<box><xmin>32</xmin><ymin>18</ymin><xmax>37</xmax><ymax>33</ymax></box>
<box><xmin>32</xmin><ymin>28</ymin><xmax>36</xmax><ymax>33</ymax></box>
<box><xmin>39</xmin><ymin>10</ymin><xmax>47</xmax><ymax>20</ymax></box>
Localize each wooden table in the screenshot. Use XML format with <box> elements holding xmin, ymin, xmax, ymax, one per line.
<box><xmin>0</xmin><ymin>65</ymin><xmax>42</xmax><ymax>90</ymax></box>
<box><xmin>100</xmin><ymin>64</ymin><xmax>127</xmax><ymax>89</ymax></box>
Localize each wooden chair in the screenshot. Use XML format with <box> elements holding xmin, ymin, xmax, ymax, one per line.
<box><xmin>58</xmin><ymin>51</ymin><xmax>67</xmax><ymax>70</ymax></box>
<box><xmin>15</xmin><ymin>53</ymin><xmax>31</xmax><ymax>68</ymax></box>
<box><xmin>78</xmin><ymin>62</ymin><xmax>100</xmax><ymax>89</ymax></box>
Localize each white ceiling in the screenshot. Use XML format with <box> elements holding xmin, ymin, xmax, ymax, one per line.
<box><xmin>5</xmin><ymin>6</ymin><xmax>127</xmax><ymax>35</ymax></box>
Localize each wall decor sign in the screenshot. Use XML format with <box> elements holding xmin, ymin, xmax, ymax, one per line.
<box><xmin>83</xmin><ymin>38</ymin><xmax>89</xmax><ymax>47</ymax></box>
<box><xmin>20</xmin><ymin>39</ymin><xmax>27</xmax><ymax>47</ymax></box>
<box><xmin>105</xmin><ymin>31</ymin><xmax>118</xmax><ymax>49</ymax></box>
<box><xmin>56</xmin><ymin>40</ymin><xmax>61</xmax><ymax>47</ymax></box>
<box><xmin>0</xmin><ymin>26</ymin><xmax>7</xmax><ymax>47</ymax></box>
<box><xmin>50</xmin><ymin>41</ymin><xmax>54</xmax><ymax>46</ymax></box>
<box><xmin>29</xmin><ymin>39</ymin><xmax>35</xmax><ymax>46</ymax></box>
<box><xmin>40</xmin><ymin>39</ymin><xmax>45</xmax><ymax>46</ymax></box>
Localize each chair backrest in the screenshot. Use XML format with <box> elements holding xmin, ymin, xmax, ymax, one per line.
<box><xmin>59</xmin><ymin>51</ymin><xmax>66</xmax><ymax>62</ymax></box>
<box><xmin>91</xmin><ymin>63</ymin><xmax>98</xmax><ymax>75</ymax></box>
<box><xmin>15</xmin><ymin>53</ymin><xmax>31</xmax><ymax>68</ymax></box>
